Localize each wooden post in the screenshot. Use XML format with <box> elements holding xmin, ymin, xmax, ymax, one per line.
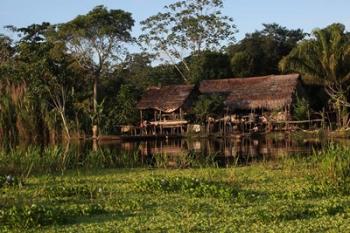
<box><xmin>140</xmin><ymin>110</ymin><xmax>143</xmax><ymax>135</ymax></box>
<box><xmin>285</xmin><ymin>106</ymin><xmax>288</xmax><ymax>131</ymax></box>
<box><xmin>224</xmin><ymin>114</ymin><xmax>226</xmax><ymax>137</ymax></box>
<box><xmin>207</xmin><ymin>119</ymin><xmax>210</xmax><ymax>135</ymax></box>
<box><xmin>322</xmin><ymin>108</ymin><xmax>325</xmax><ymax>129</ymax></box>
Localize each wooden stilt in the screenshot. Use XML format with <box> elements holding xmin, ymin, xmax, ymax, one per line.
<box><xmin>140</xmin><ymin>110</ymin><xmax>143</xmax><ymax>135</ymax></box>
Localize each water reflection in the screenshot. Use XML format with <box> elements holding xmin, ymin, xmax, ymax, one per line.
<box><xmin>100</xmin><ymin>133</ymin><xmax>325</xmax><ymax>167</ymax></box>
<box><xmin>0</xmin><ymin>133</ymin><xmax>339</xmax><ymax>173</ymax></box>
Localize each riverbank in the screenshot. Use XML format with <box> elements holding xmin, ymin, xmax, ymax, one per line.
<box><xmin>1</xmin><ymin>158</ymin><xmax>350</xmax><ymax>232</ymax></box>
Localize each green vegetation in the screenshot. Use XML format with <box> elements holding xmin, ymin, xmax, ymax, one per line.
<box><xmin>58</xmin><ymin>6</ymin><xmax>134</xmax><ymax>138</ymax></box>
<box><xmin>0</xmin><ymin>146</ymin><xmax>144</xmax><ymax>177</ymax></box>
<box><xmin>311</xmin><ymin>144</ymin><xmax>350</xmax><ymax>193</ymax></box>
<box><xmin>293</xmin><ymin>95</ymin><xmax>310</xmax><ymax>121</ymax></box>
<box><xmin>280</xmin><ymin>23</ymin><xmax>350</xmax><ymax>128</ymax></box>
<box><xmin>229</xmin><ymin>23</ymin><xmax>305</xmax><ymax>77</ymax></box>
<box><xmin>191</xmin><ymin>94</ymin><xmax>225</xmax><ymax>123</ymax></box>
<box><xmin>139</xmin><ymin>0</ymin><xmax>236</xmax><ymax>83</ymax></box>
<box><xmin>0</xmin><ymin>145</ymin><xmax>350</xmax><ymax>232</ymax></box>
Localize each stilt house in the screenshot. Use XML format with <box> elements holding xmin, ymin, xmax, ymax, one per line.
<box><xmin>199</xmin><ymin>74</ymin><xmax>304</xmax><ymax>120</ymax></box>
<box><xmin>136</xmin><ymin>85</ymin><xmax>195</xmax><ymax>134</ymax></box>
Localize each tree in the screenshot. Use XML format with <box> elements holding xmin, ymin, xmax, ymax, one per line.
<box><xmin>0</xmin><ymin>34</ymin><xmax>14</xmax><ymax>65</ymax></box>
<box><xmin>118</xmin><ymin>52</ymin><xmax>155</xmax><ymax>89</ymax></box>
<box><xmin>59</xmin><ymin>5</ymin><xmax>134</xmax><ymax>139</ymax></box>
<box><xmin>229</xmin><ymin>23</ymin><xmax>305</xmax><ymax>77</ymax></box>
<box><xmin>192</xmin><ymin>94</ymin><xmax>225</xmax><ymax>123</ymax></box>
<box><xmin>139</xmin><ymin>0</ymin><xmax>236</xmax><ymax>82</ymax></box>
<box><xmin>15</xmin><ymin>23</ymin><xmax>74</xmax><ymax>139</ymax></box>
<box><xmin>185</xmin><ymin>50</ymin><xmax>232</xmax><ymax>84</ymax></box>
<box><xmin>1</xmin><ymin>23</ymin><xmax>89</xmax><ymax>142</ymax></box>
<box><xmin>113</xmin><ymin>85</ymin><xmax>139</xmax><ymax>126</ymax></box>
<box><xmin>280</xmin><ymin>23</ymin><xmax>350</xmax><ymax>128</ymax></box>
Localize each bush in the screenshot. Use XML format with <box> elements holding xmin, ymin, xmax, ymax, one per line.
<box><xmin>293</xmin><ymin>95</ymin><xmax>310</xmax><ymax>121</ymax></box>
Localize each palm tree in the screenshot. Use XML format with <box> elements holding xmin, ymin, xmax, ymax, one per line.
<box><xmin>279</xmin><ymin>23</ymin><xmax>350</xmax><ymax>128</ymax></box>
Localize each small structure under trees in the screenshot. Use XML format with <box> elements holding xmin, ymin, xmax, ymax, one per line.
<box><xmin>199</xmin><ymin>74</ymin><xmax>308</xmax><ymax>133</ymax></box>
<box><xmin>200</xmin><ymin>74</ymin><xmax>302</xmax><ymax>115</ymax></box>
<box><xmin>137</xmin><ymin>85</ymin><xmax>196</xmax><ymax>135</ymax></box>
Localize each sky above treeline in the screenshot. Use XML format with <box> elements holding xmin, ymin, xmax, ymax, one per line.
<box><xmin>1</xmin><ymin>0</ymin><xmax>349</xmax><ymax>41</ymax></box>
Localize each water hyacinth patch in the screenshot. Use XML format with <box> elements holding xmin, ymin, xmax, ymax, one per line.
<box><xmin>0</xmin><ymin>203</ymin><xmax>108</xmax><ymax>229</ymax></box>
<box><xmin>138</xmin><ymin>176</ymin><xmax>239</xmax><ymax>199</ymax></box>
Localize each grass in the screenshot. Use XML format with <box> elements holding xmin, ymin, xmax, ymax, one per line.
<box><xmin>0</xmin><ymin>144</ymin><xmax>350</xmax><ymax>232</ymax></box>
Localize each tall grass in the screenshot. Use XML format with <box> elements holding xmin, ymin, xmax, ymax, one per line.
<box><xmin>0</xmin><ymin>145</ymin><xmax>151</xmax><ymax>179</ymax></box>
<box><xmin>311</xmin><ymin>144</ymin><xmax>350</xmax><ymax>193</ymax></box>
<box><xmin>0</xmin><ymin>83</ymin><xmax>67</xmax><ymax>145</ymax></box>
<box><xmin>0</xmin><ymin>93</ymin><xmax>18</xmax><ymax>145</ymax></box>
<box><xmin>0</xmin><ymin>144</ymin><xmax>222</xmax><ymax>180</ymax></box>
<box><xmin>283</xmin><ymin>143</ymin><xmax>350</xmax><ymax>194</ymax></box>
<box><xmin>0</xmin><ymin>146</ymin><xmax>69</xmax><ymax>177</ymax></box>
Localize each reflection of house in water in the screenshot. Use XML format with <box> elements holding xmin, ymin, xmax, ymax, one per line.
<box><xmin>138</xmin><ymin>139</ymin><xmax>188</xmax><ymax>157</ymax></box>
<box><xmin>137</xmin><ymin>85</ymin><xmax>196</xmax><ymax>135</ymax></box>
<box><xmin>104</xmin><ymin>135</ymin><xmax>319</xmax><ymax>167</ymax></box>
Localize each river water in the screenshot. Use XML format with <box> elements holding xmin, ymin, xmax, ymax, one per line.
<box><xmin>95</xmin><ymin>133</ymin><xmax>336</xmax><ymax>167</ymax></box>
<box><xmin>5</xmin><ymin>132</ymin><xmax>348</xmax><ymax>169</ymax></box>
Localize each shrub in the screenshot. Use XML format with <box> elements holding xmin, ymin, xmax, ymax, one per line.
<box><xmin>293</xmin><ymin>95</ymin><xmax>310</xmax><ymax>121</ymax></box>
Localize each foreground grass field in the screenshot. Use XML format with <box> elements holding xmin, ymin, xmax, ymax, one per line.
<box><xmin>1</xmin><ymin>158</ymin><xmax>350</xmax><ymax>232</ymax></box>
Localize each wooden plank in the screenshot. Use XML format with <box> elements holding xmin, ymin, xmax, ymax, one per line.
<box><xmin>149</xmin><ymin>120</ymin><xmax>188</xmax><ymax>126</ymax></box>
<box><xmin>271</xmin><ymin>119</ymin><xmax>323</xmax><ymax>124</ymax></box>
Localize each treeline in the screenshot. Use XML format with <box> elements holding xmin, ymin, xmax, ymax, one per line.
<box><xmin>1</xmin><ymin>0</ymin><xmax>350</xmax><ymax>143</ymax></box>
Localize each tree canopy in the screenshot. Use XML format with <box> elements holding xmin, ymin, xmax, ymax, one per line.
<box><xmin>229</xmin><ymin>23</ymin><xmax>305</xmax><ymax>77</ymax></box>
<box><xmin>280</xmin><ymin>23</ymin><xmax>350</xmax><ymax>127</ymax></box>
<box><xmin>58</xmin><ymin>5</ymin><xmax>135</xmax><ymax>138</ymax></box>
<box><xmin>139</xmin><ymin>0</ymin><xmax>236</xmax><ymax>82</ymax></box>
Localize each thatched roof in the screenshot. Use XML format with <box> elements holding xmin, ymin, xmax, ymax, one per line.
<box><xmin>199</xmin><ymin>74</ymin><xmax>302</xmax><ymax>110</ymax></box>
<box><xmin>137</xmin><ymin>85</ymin><xmax>195</xmax><ymax>113</ymax></box>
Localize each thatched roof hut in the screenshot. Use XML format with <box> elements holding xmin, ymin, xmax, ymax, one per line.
<box><xmin>199</xmin><ymin>74</ymin><xmax>303</xmax><ymax>111</ymax></box>
<box><xmin>137</xmin><ymin>85</ymin><xmax>195</xmax><ymax>113</ymax></box>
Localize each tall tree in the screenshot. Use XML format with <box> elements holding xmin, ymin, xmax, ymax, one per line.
<box><xmin>229</xmin><ymin>23</ymin><xmax>305</xmax><ymax>77</ymax></box>
<box><xmin>59</xmin><ymin>5</ymin><xmax>134</xmax><ymax>139</ymax></box>
<box><xmin>280</xmin><ymin>23</ymin><xmax>350</xmax><ymax>127</ymax></box>
<box><xmin>139</xmin><ymin>0</ymin><xmax>236</xmax><ymax>82</ymax></box>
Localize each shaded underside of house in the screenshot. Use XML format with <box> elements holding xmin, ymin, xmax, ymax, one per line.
<box><xmin>137</xmin><ymin>85</ymin><xmax>195</xmax><ymax>113</ymax></box>
<box><xmin>199</xmin><ymin>74</ymin><xmax>302</xmax><ymax>111</ymax></box>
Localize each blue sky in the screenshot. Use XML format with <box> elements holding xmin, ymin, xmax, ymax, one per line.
<box><xmin>1</xmin><ymin>0</ymin><xmax>349</xmax><ymax>41</ymax></box>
